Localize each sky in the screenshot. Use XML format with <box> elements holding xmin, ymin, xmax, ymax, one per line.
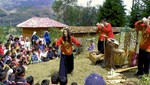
<box><xmin>77</xmin><ymin>0</ymin><xmax>132</xmax><ymax>14</ymax></box>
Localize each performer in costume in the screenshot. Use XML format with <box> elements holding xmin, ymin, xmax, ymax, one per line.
<box><xmin>56</xmin><ymin>28</ymin><xmax>81</xmax><ymax>84</ymax></box>
<box><xmin>96</xmin><ymin>18</ymin><xmax>114</xmax><ymax>54</ymax></box>
<box><xmin>134</xmin><ymin>17</ymin><xmax>150</xmax><ymax>76</ymax></box>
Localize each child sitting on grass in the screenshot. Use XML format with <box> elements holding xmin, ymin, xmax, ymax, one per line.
<box><xmin>88</xmin><ymin>40</ymin><xmax>95</xmax><ymax>51</ymax></box>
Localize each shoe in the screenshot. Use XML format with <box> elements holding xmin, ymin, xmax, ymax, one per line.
<box><xmin>134</xmin><ymin>72</ymin><xmax>143</xmax><ymax>79</ymax></box>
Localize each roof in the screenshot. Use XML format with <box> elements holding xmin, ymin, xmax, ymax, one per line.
<box><xmin>69</xmin><ymin>26</ymin><xmax>121</xmax><ymax>33</ymax></box>
<box><xmin>17</xmin><ymin>17</ymin><xmax>68</xmax><ymax>28</ymax></box>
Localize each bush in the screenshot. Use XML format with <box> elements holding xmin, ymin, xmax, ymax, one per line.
<box><xmin>48</xmin><ymin>28</ymin><xmax>62</xmax><ymax>43</ymax></box>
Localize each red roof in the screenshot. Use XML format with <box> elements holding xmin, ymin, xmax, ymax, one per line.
<box><xmin>17</xmin><ymin>17</ymin><xmax>68</xmax><ymax>28</ymax></box>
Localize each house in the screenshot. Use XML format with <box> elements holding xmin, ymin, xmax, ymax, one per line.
<box><xmin>17</xmin><ymin>17</ymin><xmax>67</xmax><ymax>38</ymax></box>
<box><xmin>69</xmin><ymin>26</ymin><xmax>121</xmax><ymax>37</ymax></box>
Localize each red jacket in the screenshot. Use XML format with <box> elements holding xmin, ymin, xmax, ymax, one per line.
<box><xmin>134</xmin><ymin>21</ymin><xmax>150</xmax><ymax>52</ymax></box>
<box><xmin>0</xmin><ymin>46</ymin><xmax>4</xmax><ymax>55</ymax></box>
<box><xmin>96</xmin><ymin>23</ymin><xmax>114</xmax><ymax>41</ymax></box>
<box><xmin>56</xmin><ymin>36</ymin><xmax>81</xmax><ymax>55</ymax></box>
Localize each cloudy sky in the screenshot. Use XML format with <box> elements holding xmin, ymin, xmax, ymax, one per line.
<box><xmin>77</xmin><ymin>0</ymin><xmax>132</xmax><ymax>14</ymax></box>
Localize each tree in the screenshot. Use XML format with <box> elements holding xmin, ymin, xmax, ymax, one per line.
<box><xmin>52</xmin><ymin>0</ymin><xmax>78</xmax><ymax>25</ymax></box>
<box><xmin>129</xmin><ymin>0</ymin><xmax>145</xmax><ymax>28</ymax></box>
<box><xmin>80</xmin><ymin>7</ymin><xmax>98</xmax><ymax>26</ymax></box>
<box><xmin>97</xmin><ymin>0</ymin><xmax>126</xmax><ymax>27</ymax></box>
<box><xmin>141</xmin><ymin>0</ymin><xmax>150</xmax><ymax>17</ymax></box>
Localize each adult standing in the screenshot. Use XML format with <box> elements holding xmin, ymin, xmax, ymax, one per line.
<box><xmin>134</xmin><ymin>17</ymin><xmax>150</xmax><ymax>76</ymax></box>
<box><xmin>56</xmin><ymin>28</ymin><xmax>81</xmax><ymax>84</ymax></box>
<box><xmin>44</xmin><ymin>31</ymin><xmax>51</xmax><ymax>47</ymax></box>
<box><xmin>96</xmin><ymin>18</ymin><xmax>114</xmax><ymax>54</ymax></box>
<box><xmin>31</xmin><ymin>31</ymin><xmax>39</xmax><ymax>46</ymax></box>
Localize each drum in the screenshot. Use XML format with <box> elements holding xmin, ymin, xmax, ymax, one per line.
<box><xmin>112</xmin><ymin>49</ymin><xmax>126</xmax><ymax>66</ymax></box>
<box><xmin>107</xmin><ymin>38</ymin><xmax>119</xmax><ymax>49</ymax></box>
<box><xmin>105</xmin><ymin>38</ymin><xmax>119</xmax><ymax>68</ymax></box>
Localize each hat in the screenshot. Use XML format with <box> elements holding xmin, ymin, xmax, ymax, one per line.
<box><xmin>84</xmin><ymin>73</ymin><xmax>106</xmax><ymax>85</ymax></box>
<box><xmin>33</xmin><ymin>31</ymin><xmax>36</xmax><ymax>35</ymax></box>
<box><xmin>142</xmin><ymin>17</ymin><xmax>148</xmax><ymax>23</ymax></box>
<box><xmin>96</xmin><ymin>23</ymin><xmax>100</xmax><ymax>26</ymax></box>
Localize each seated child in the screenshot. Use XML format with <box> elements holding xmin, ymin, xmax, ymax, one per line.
<box><xmin>41</xmin><ymin>79</ymin><xmax>50</xmax><ymax>85</ymax></box>
<box><xmin>71</xmin><ymin>82</ymin><xmax>78</xmax><ymax>85</ymax></box>
<box><xmin>47</xmin><ymin>47</ymin><xmax>54</xmax><ymax>60</ymax></box>
<box><xmin>41</xmin><ymin>49</ymin><xmax>49</xmax><ymax>62</ymax></box>
<box><xmin>31</xmin><ymin>51</ymin><xmax>39</xmax><ymax>64</ymax></box>
<box><xmin>88</xmin><ymin>40</ymin><xmax>95</xmax><ymax>51</ymax></box>
<box><xmin>26</xmin><ymin>75</ymin><xmax>34</xmax><ymax>85</ymax></box>
<box><xmin>60</xmin><ymin>76</ymin><xmax>67</xmax><ymax>85</ymax></box>
<box><xmin>15</xmin><ymin>65</ymin><xmax>27</xmax><ymax>85</ymax></box>
<box><xmin>51</xmin><ymin>72</ymin><xmax>59</xmax><ymax>84</ymax></box>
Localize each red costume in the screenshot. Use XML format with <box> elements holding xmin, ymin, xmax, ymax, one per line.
<box><xmin>56</xmin><ymin>36</ymin><xmax>81</xmax><ymax>55</ymax></box>
<box><xmin>96</xmin><ymin>23</ymin><xmax>114</xmax><ymax>41</ymax></box>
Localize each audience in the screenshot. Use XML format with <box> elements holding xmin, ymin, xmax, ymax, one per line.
<box><xmin>0</xmin><ymin>32</ymin><xmax>107</xmax><ymax>85</ymax></box>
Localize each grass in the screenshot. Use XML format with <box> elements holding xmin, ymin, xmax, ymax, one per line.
<box><xmin>25</xmin><ymin>51</ymin><xmax>109</xmax><ymax>85</ymax></box>
<box><xmin>25</xmin><ymin>50</ymin><xmax>150</xmax><ymax>85</ymax></box>
<box><xmin>25</xmin><ymin>33</ymin><xmax>150</xmax><ymax>85</ymax></box>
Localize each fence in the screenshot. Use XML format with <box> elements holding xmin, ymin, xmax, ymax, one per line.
<box><xmin>75</xmin><ymin>27</ymin><xmax>140</xmax><ymax>54</ymax></box>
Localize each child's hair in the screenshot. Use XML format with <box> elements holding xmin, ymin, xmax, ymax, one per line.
<box><xmin>17</xmin><ymin>54</ymin><xmax>22</xmax><ymax>59</ymax></box>
<box><xmin>41</xmin><ymin>79</ymin><xmax>50</xmax><ymax>85</ymax></box>
<box><xmin>26</xmin><ymin>76</ymin><xmax>34</xmax><ymax>85</ymax></box>
<box><xmin>90</xmin><ymin>40</ymin><xmax>93</xmax><ymax>43</ymax></box>
<box><xmin>71</xmin><ymin>82</ymin><xmax>78</xmax><ymax>85</ymax></box>
<box><xmin>0</xmin><ymin>69</ymin><xmax>7</xmax><ymax>81</ymax></box>
<box><xmin>6</xmin><ymin>60</ymin><xmax>12</xmax><ymax>65</ymax></box>
<box><xmin>11</xmin><ymin>53</ymin><xmax>16</xmax><ymax>59</ymax></box>
<box><xmin>60</xmin><ymin>76</ymin><xmax>67</xmax><ymax>85</ymax></box>
<box><xmin>51</xmin><ymin>72</ymin><xmax>59</xmax><ymax>84</ymax></box>
<box><xmin>15</xmin><ymin>65</ymin><xmax>25</xmax><ymax>76</ymax></box>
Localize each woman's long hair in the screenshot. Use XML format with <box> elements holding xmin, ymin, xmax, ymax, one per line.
<box><xmin>62</xmin><ymin>28</ymin><xmax>71</xmax><ymax>43</ymax></box>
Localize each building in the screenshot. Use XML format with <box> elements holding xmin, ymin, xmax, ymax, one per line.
<box><xmin>17</xmin><ymin>17</ymin><xmax>67</xmax><ymax>38</ymax></box>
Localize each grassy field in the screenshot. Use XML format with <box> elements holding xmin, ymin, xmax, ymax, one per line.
<box><xmin>25</xmin><ymin>51</ymin><xmax>109</xmax><ymax>84</ymax></box>
<box><xmin>25</xmin><ymin>50</ymin><xmax>150</xmax><ymax>85</ymax></box>
<box><xmin>25</xmin><ymin>34</ymin><xmax>150</xmax><ymax>85</ymax></box>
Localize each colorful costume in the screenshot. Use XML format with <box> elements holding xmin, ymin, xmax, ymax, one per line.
<box><xmin>134</xmin><ymin>20</ymin><xmax>150</xmax><ymax>75</ymax></box>
<box><xmin>96</xmin><ymin>23</ymin><xmax>114</xmax><ymax>54</ymax></box>
<box><xmin>56</xmin><ymin>36</ymin><xmax>81</xmax><ymax>81</ymax></box>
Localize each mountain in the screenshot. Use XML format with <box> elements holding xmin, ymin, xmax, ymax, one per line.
<box><xmin>0</xmin><ymin>0</ymin><xmax>56</xmax><ymax>26</ymax></box>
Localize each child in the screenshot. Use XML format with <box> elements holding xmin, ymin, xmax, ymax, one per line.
<box><xmin>41</xmin><ymin>79</ymin><xmax>50</xmax><ymax>85</ymax></box>
<box><xmin>41</xmin><ymin>49</ymin><xmax>49</xmax><ymax>62</ymax></box>
<box><xmin>26</xmin><ymin>75</ymin><xmax>34</xmax><ymax>85</ymax></box>
<box><xmin>51</xmin><ymin>72</ymin><xmax>59</xmax><ymax>84</ymax></box>
<box><xmin>15</xmin><ymin>65</ymin><xmax>27</xmax><ymax>84</ymax></box>
<box><xmin>88</xmin><ymin>40</ymin><xmax>95</xmax><ymax>51</ymax></box>
<box><xmin>71</xmin><ymin>82</ymin><xmax>78</xmax><ymax>85</ymax></box>
<box><xmin>0</xmin><ymin>69</ymin><xmax>10</xmax><ymax>85</ymax></box>
<box><xmin>31</xmin><ymin>51</ymin><xmax>39</xmax><ymax>64</ymax></box>
<box><xmin>47</xmin><ymin>47</ymin><xmax>54</xmax><ymax>60</ymax></box>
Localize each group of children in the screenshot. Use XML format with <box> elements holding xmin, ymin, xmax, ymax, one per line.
<box><xmin>0</xmin><ymin>31</ymin><xmax>61</xmax><ymax>84</ymax></box>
